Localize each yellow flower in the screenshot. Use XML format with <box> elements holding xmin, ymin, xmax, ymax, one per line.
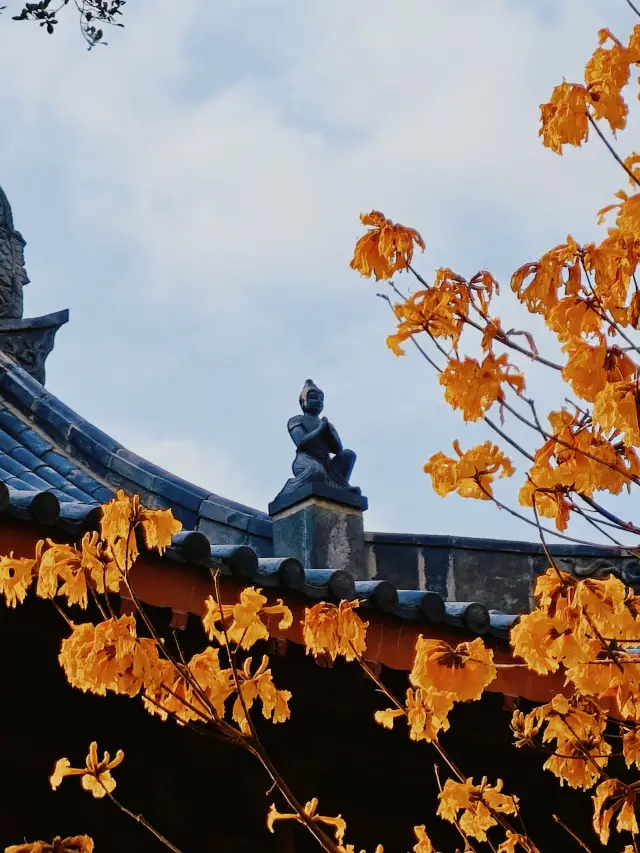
<box><xmin>509</xmin><ymin>610</ymin><xmax>593</xmax><ymax>675</ymax></box>
<box><xmin>59</xmin><ymin>615</ymin><xmax>161</xmax><ymax>698</ymax></box>
<box><xmin>338</xmin><ymin>848</ymin><xmax>384</xmax><ymax>853</ymax></box>
<box><xmin>143</xmin><ymin>646</ymin><xmax>236</xmax><ymax>724</ymax></box>
<box><xmin>518</xmin><ymin>478</ymin><xmax>573</xmax><ymax>532</ymax></box>
<box><xmin>231</xmin><ymin>656</ymin><xmax>291</xmax><ymax>734</ymax></box>
<box><xmin>375</xmin><ymin>689</ymin><xmax>453</xmax><ymax>742</ymax></box>
<box><xmin>592</xmin><ymin>779</ymin><xmax>638</xmax><ymax>845</ymax></box>
<box><xmin>405</xmin><ymin>688</ymin><xmax>454</xmax><ymax>742</ymax></box>
<box><xmin>412</xmin><ymin>826</ymin><xmax>439</xmax><ymax>853</ymax></box>
<box><xmin>437</xmin><ymin>777</ymin><xmax>518</xmax><ymax>842</ymax></box>
<box><xmin>303</xmin><ymin>600</ymin><xmax>368</xmax><ymax>662</ymax></box>
<box><xmin>497</xmin><ymin>832</ymin><xmax>538</xmax><ymax>853</ymax></box>
<box><xmin>593</xmin><ymin>381</ymin><xmax>640</xmax><ymax>447</ymax></box>
<box><xmin>546</xmin><ymin>296</ymin><xmax>602</xmax><ymax>342</ymax></box>
<box><xmin>374</xmin><ymin>708</ymin><xmax>404</xmax><ymax>730</ymax></box>
<box><xmin>511</xmin><ymin>708</ymin><xmax>542</xmax><ymax>749</ymax></box>
<box><xmin>203</xmin><ymin>587</ymin><xmax>292</xmax><ymax>649</ymax></box>
<box><xmin>387</xmin><ymin>270</ymin><xmax>470</xmax><ymax>353</ymax></box>
<box><xmin>583</xmin><ymin>231</ymin><xmax>640</xmax><ymax>316</ymax></box>
<box><xmin>527</xmin><ymin>690</ymin><xmax>610</xmax><ymax>790</ymax></box>
<box><xmin>267</xmin><ymin>798</ymin><xmax>346</xmax><ymax>844</ymax></box>
<box><xmin>539</xmin><ymin>83</ymin><xmax>590</xmax><ymax>154</ymax></box>
<box><xmin>50</xmin><ymin>742</ymin><xmax>123</xmax><ymax>800</ymax></box>
<box><xmin>35</xmin><ymin>533</ymin><xmax>121</xmax><ymax>609</ymax></box>
<box><xmin>584</xmin><ymin>29</ymin><xmax>631</xmax><ymax>132</ymax></box>
<box><xmin>521</xmin><ymin>409</ymin><xmax>640</xmax><ymax>504</ymax></box>
<box><xmin>439</xmin><ymin>353</ymin><xmax>524</xmax><ymax>422</ymax></box>
<box><xmin>424</xmin><ymin>441</ymin><xmax>514</xmax><ymax>501</ymax></box>
<box><xmin>410</xmin><ymin>636</ymin><xmax>496</xmax><ymax>702</ymax></box>
<box><xmin>350</xmin><ymin>211</ymin><xmax>425</xmax><ymax>281</ymax></box>
<box><xmin>534</xmin><ymin>566</ymin><xmax>576</xmax><ymax>612</ymax></box>
<box><xmin>5</xmin><ymin>837</ymin><xmax>94</xmax><ymax>853</ymax></box>
<box><xmin>512</xmin><ymin>236</ymin><xmax>581</xmax><ymax>315</ymax></box>
<box><xmin>0</xmin><ymin>547</ymin><xmax>41</xmax><ymax>607</ymax></box>
<box><xmin>100</xmin><ymin>490</ymin><xmax>181</xmax><ymax>570</ymax></box>
<box><xmin>623</xmin><ymin>727</ymin><xmax>640</xmax><ymax>768</ymax></box>
<box><xmin>543</xmin><ymin>736</ymin><xmax>610</xmax><ymax>790</ymax></box>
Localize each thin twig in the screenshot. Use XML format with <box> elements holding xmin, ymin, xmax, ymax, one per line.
<box><xmin>211</xmin><ymin>572</ymin><xmax>341</xmax><ymax>853</ymax></box>
<box><xmin>402</xmin><ymin>267</ymin><xmax>563</xmax><ymax>370</ymax></box>
<box><xmin>587</xmin><ymin>111</ymin><xmax>640</xmax><ymax>188</ymax></box>
<box><xmin>552</xmin><ymin>814</ymin><xmax>595</xmax><ymax>853</ymax></box>
<box><xmin>107</xmin><ymin>792</ymin><xmax>185</xmax><ymax>853</ymax></box>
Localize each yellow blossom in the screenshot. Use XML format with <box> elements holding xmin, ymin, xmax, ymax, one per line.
<box><xmin>36</xmin><ymin>533</ymin><xmax>121</xmax><ymax>608</ymax></box>
<box><xmin>509</xmin><ymin>610</ymin><xmax>594</xmax><ymax>675</ymax></box>
<box><xmin>497</xmin><ymin>832</ymin><xmax>538</xmax><ymax>853</ymax></box>
<box><xmin>511</xmin><ymin>237</ymin><xmax>581</xmax><ymax>315</ymax></box>
<box><xmin>593</xmin><ymin>380</ymin><xmax>640</xmax><ymax>446</ymax></box>
<box><xmin>593</xmin><ymin>779</ymin><xmax>638</xmax><ymax>845</ymax></box>
<box><xmin>410</xmin><ymin>636</ymin><xmax>496</xmax><ymax>701</ymax></box>
<box><xmin>439</xmin><ymin>353</ymin><xmax>524</xmax><ymax>422</ymax></box>
<box><xmin>231</xmin><ymin>656</ymin><xmax>291</xmax><ymax>734</ymax></box>
<box><xmin>303</xmin><ymin>599</ymin><xmax>368</xmax><ymax>662</ymax></box>
<box><xmin>0</xmin><ymin>543</ymin><xmax>43</xmax><ymax>607</ymax></box>
<box><xmin>405</xmin><ymin>687</ymin><xmax>454</xmax><ymax>741</ymax></box>
<box><xmin>537</xmin><ymin>694</ymin><xmax>610</xmax><ymax>789</ymax></box>
<box><xmin>267</xmin><ymin>798</ymin><xmax>346</xmax><ymax>844</ymax></box>
<box><xmin>623</xmin><ymin>727</ymin><xmax>640</xmax><ymax>768</ymax></box>
<box><xmin>50</xmin><ymin>742</ymin><xmax>123</xmax><ymax>799</ymax></box>
<box><xmin>5</xmin><ymin>837</ymin><xmax>94</xmax><ymax>853</ymax></box>
<box><xmin>584</xmin><ymin>29</ymin><xmax>631</xmax><ymax>132</ymax></box>
<box><xmin>412</xmin><ymin>826</ymin><xmax>439</xmax><ymax>853</ymax></box>
<box><xmin>425</xmin><ymin>441</ymin><xmax>514</xmax><ymax>501</ymax></box>
<box><xmin>386</xmin><ymin>269</ymin><xmax>471</xmax><ymax>354</ymax></box>
<box><xmin>539</xmin><ymin>83</ymin><xmax>590</xmax><ymax>154</ymax></box>
<box><xmin>100</xmin><ymin>490</ymin><xmax>181</xmax><ymax>570</ymax></box>
<box><xmin>375</xmin><ymin>688</ymin><xmax>453</xmax><ymax>742</ymax></box>
<box><xmin>437</xmin><ymin>777</ymin><xmax>518</xmax><ymax>842</ymax></box>
<box><xmin>203</xmin><ymin>587</ymin><xmax>292</xmax><ymax>649</ymax></box>
<box><xmin>59</xmin><ymin>615</ymin><xmax>161</xmax><ymax>698</ymax></box>
<box><xmin>144</xmin><ymin>646</ymin><xmax>236</xmax><ymax>724</ymax></box>
<box><xmin>351</xmin><ymin>211</ymin><xmax>425</xmax><ymax>281</ymax></box>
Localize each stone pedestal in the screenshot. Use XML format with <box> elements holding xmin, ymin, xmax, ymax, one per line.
<box><xmin>269</xmin><ymin>483</ymin><xmax>368</xmax><ymax>580</ymax></box>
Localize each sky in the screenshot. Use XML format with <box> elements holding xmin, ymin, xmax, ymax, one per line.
<box><xmin>0</xmin><ymin>0</ymin><xmax>638</xmax><ymax>544</ymax></box>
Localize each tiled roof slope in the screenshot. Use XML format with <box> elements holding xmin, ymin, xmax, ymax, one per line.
<box><xmin>0</xmin><ymin>351</ymin><xmax>517</xmax><ymax>641</ymax></box>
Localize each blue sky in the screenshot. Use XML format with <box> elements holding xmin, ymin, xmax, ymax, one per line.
<box><xmin>0</xmin><ymin>0</ymin><xmax>638</xmax><ymax>542</ymax></box>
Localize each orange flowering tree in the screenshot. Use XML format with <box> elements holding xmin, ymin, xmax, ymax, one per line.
<box><xmin>345</xmin><ymin>10</ymin><xmax>640</xmax><ymax>853</ymax></box>
<box><xmin>11</xmin><ymin>11</ymin><xmax>640</xmax><ymax>853</ymax></box>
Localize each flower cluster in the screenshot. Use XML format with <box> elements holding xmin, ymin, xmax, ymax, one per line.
<box><xmin>302</xmin><ymin>599</ymin><xmax>368</xmax><ymax>663</ymax></box>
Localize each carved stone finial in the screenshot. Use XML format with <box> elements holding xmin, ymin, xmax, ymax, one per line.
<box><xmin>0</xmin><ymin>185</ymin><xmax>29</xmax><ymax>320</ymax></box>
<box><xmin>270</xmin><ymin>379</ymin><xmax>366</xmax><ymax>514</ymax></box>
<box><xmin>0</xmin><ymin>185</ymin><xmax>67</xmax><ymax>385</ymax></box>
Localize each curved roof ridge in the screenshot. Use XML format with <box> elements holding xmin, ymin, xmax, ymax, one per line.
<box><xmin>0</xmin><ymin>351</ymin><xmax>271</xmax><ymax>529</ymax></box>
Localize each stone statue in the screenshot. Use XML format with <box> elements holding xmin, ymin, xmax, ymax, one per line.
<box><xmin>0</xmin><ymin>186</ymin><xmax>28</xmax><ymax>319</ymax></box>
<box><xmin>274</xmin><ymin>379</ymin><xmax>361</xmax><ymax>502</ymax></box>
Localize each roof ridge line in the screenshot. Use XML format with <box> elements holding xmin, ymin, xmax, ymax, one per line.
<box><xmin>0</xmin><ymin>354</ymin><xmax>270</xmax><ymax>529</ymax></box>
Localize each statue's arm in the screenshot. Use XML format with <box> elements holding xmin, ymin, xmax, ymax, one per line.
<box><xmin>288</xmin><ymin>418</ymin><xmax>325</xmax><ymax>452</ymax></box>
<box><xmin>324</xmin><ymin>422</ymin><xmax>342</xmax><ymax>454</ymax></box>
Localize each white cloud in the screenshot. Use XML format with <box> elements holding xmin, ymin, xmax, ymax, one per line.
<box><xmin>99</xmin><ymin>420</ymin><xmax>274</xmax><ymax>511</ymax></box>
<box><xmin>0</xmin><ymin>0</ymin><xmax>638</xmax><ymax>543</ymax></box>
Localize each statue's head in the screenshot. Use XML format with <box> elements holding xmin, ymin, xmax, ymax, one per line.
<box><xmin>300</xmin><ymin>379</ymin><xmax>324</xmax><ymax>415</ymax></box>
<box><xmin>0</xmin><ymin>186</ymin><xmax>29</xmax><ymax>318</ymax></box>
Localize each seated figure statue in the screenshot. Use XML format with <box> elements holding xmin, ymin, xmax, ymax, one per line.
<box><xmin>275</xmin><ymin>379</ymin><xmax>361</xmax><ymax>501</ymax></box>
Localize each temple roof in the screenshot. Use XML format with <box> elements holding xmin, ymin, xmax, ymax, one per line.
<box><xmin>0</xmin><ymin>344</ymin><xmax>635</xmax><ymax>655</ymax></box>
<box><xmin>0</xmin><ymin>349</ymin><xmax>526</xmax><ymax>641</ymax></box>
